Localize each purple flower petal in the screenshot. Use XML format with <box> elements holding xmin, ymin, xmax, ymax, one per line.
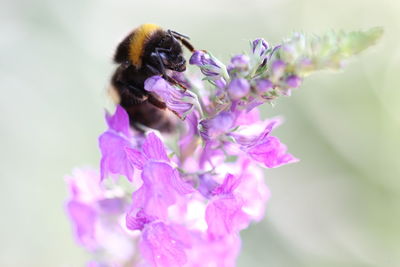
<box><xmin>99</xmin><ymin>132</ymin><xmax>134</xmax><ymax>181</ymax></box>
<box><xmin>66</xmin><ymin>170</ymin><xmax>135</xmax><ymax>264</ymax></box>
<box><xmin>228</xmin><ymin>54</ymin><xmax>250</xmax><ymax>72</ymax></box>
<box><xmin>206</xmin><ymin>195</ymin><xmax>249</xmax><ymax>238</ymax></box>
<box><xmin>252</xmin><ymin>38</ymin><xmax>269</xmax><ymax>57</ymax></box>
<box><xmin>212</xmin><ymin>174</ymin><xmax>241</xmax><ymax>195</ymax></box>
<box><xmin>234</xmin><ymin>108</ymin><xmax>261</xmax><ymax>126</ymax></box>
<box><xmin>140</xmin><ymin>222</ymin><xmax>190</xmax><ymax>267</ymax></box>
<box><xmin>197</xmin><ymin>173</ymin><xmax>219</xmax><ymax>198</ymax></box>
<box><xmin>125</xmin><ymin>132</ymin><xmax>169</xmax><ymax>170</ymax></box>
<box><xmin>199</xmin><ymin>140</ymin><xmax>224</xmax><ymax>169</ymax></box>
<box><xmin>230</xmin><ymin>117</ymin><xmax>298</xmax><ymax>168</ymax></box>
<box><xmin>186</xmin><ymin>232</ymin><xmax>241</xmax><ymax>266</ymax></box>
<box><xmin>255</xmin><ymin>79</ymin><xmax>273</xmax><ymax>93</ymax></box>
<box><xmin>189</xmin><ymin>50</ymin><xmax>205</xmax><ymax>65</ymax></box>
<box><xmin>214</xmin><ymin>77</ymin><xmax>227</xmax><ymax>89</ymax></box>
<box><xmin>126</xmin><ymin>209</ymin><xmax>155</xmax><ymax>231</ymax></box>
<box><xmin>231</xmin><ymin>54</ymin><xmax>250</xmax><ymax>67</ymax></box>
<box><xmin>66</xmin><ymin>168</ymin><xmax>102</xmax><ymax>202</ymax></box>
<box><xmin>125</xmin><ymin>147</ymin><xmax>146</xmax><ymax>170</ymax></box>
<box><xmin>285</xmin><ymin>75</ymin><xmax>302</xmax><ymax>88</ymax></box>
<box><xmin>234</xmin><ymin>159</ymin><xmax>270</xmax><ymax>222</ymax></box>
<box><xmin>228</xmin><ymin>78</ymin><xmax>250</xmax><ymax>100</ymax></box>
<box><xmin>269</xmin><ymin>45</ymin><xmax>282</xmax><ymax>59</ymax></box>
<box><xmin>247</xmin><ymin>136</ymin><xmax>299</xmax><ymax>168</ymax></box>
<box><xmin>144</xmin><ymin>76</ymin><xmax>194</xmax><ymax>118</ymax></box>
<box><xmin>99</xmin><ymin>105</ymin><xmax>137</xmax><ymax>181</ymax></box>
<box><xmin>127</xmin><ymin>161</ymin><xmax>193</xmax><ymax>221</ymax></box>
<box><xmin>189</xmin><ymin>50</ymin><xmax>224</xmax><ymax>77</ymax></box>
<box><xmin>189</xmin><ymin>50</ymin><xmax>220</xmax><ymax>69</ymax></box>
<box><xmin>179</xmin><ymin>111</ymin><xmax>200</xmax><ymax>160</ymax></box>
<box><xmin>231</xmin><ymin>118</ymin><xmax>281</xmax><ymax>146</ymax></box>
<box><xmin>87</xmin><ymin>261</ymin><xmax>104</xmax><ymax>267</ymax></box>
<box><xmin>245</xmin><ymin>97</ymin><xmax>264</xmax><ymax>112</ymax></box>
<box><xmin>200</xmin><ymin>111</ymin><xmax>235</xmax><ymax>140</ymax></box>
<box><xmin>98</xmin><ymin>198</ymin><xmax>126</xmax><ymax>214</ymax></box>
<box><xmin>67</xmin><ymin>200</ymin><xmax>97</xmax><ymax>250</ymax></box>
<box><xmin>271</xmin><ymin>60</ymin><xmax>286</xmax><ymax>78</ymax></box>
<box><xmin>142</xmin><ymin>132</ymin><xmax>169</xmax><ymax>161</ymax></box>
<box><xmin>105</xmin><ymin>105</ymin><xmax>131</xmax><ymax>137</ymax></box>
<box><xmin>205</xmin><ymin>174</ymin><xmax>250</xmax><ymax>238</ymax></box>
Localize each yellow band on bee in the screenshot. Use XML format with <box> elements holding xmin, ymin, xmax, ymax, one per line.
<box><xmin>129</xmin><ymin>24</ymin><xmax>161</xmax><ymax>67</ymax></box>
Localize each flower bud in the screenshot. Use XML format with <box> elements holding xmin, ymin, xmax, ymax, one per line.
<box><xmin>285</xmin><ymin>75</ymin><xmax>302</xmax><ymax>88</ymax></box>
<box><xmin>200</xmin><ymin>111</ymin><xmax>235</xmax><ymax>140</ymax></box>
<box><xmin>271</xmin><ymin>60</ymin><xmax>286</xmax><ymax>80</ymax></box>
<box><xmin>229</xmin><ymin>54</ymin><xmax>250</xmax><ymax>71</ymax></box>
<box><xmin>252</xmin><ymin>38</ymin><xmax>269</xmax><ymax>58</ymax></box>
<box><xmin>215</xmin><ymin>77</ymin><xmax>227</xmax><ymax>89</ymax></box>
<box><xmin>228</xmin><ymin>78</ymin><xmax>250</xmax><ymax>100</ymax></box>
<box><xmin>189</xmin><ymin>50</ymin><xmax>206</xmax><ymax>65</ymax></box>
<box><xmin>189</xmin><ymin>50</ymin><xmax>223</xmax><ymax>77</ymax></box>
<box><xmin>255</xmin><ymin>79</ymin><xmax>273</xmax><ymax>93</ymax></box>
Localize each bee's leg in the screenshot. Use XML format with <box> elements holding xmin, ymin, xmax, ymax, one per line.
<box><xmin>150</xmin><ymin>49</ymin><xmax>189</xmax><ymax>91</ymax></box>
<box><xmin>145</xmin><ymin>64</ymin><xmax>161</xmax><ymax>75</ymax></box>
<box><xmin>146</xmin><ymin>64</ymin><xmax>162</xmax><ymax>75</ymax></box>
<box><xmin>148</xmin><ymin>93</ymin><xmax>182</xmax><ymax>120</ymax></box>
<box><xmin>147</xmin><ymin>93</ymin><xmax>183</xmax><ymax>122</ymax></box>
<box><xmin>145</xmin><ymin>63</ymin><xmax>188</xmax><ymax>91</ymax></box>
<box><xmin>164</xmin><ymin>76</ymin><xmax>188</xmax><ymax>91</ymax></box>
<box><xmin>147</xmin><ymin>93</ymin><xmax>167</xmax><ymax>109</ymax></box>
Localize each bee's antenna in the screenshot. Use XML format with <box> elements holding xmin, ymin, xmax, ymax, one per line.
<box><xmin>167</xmin><ymin>29</ymin><xmax>190</xmax><ymax>40</ymax></box>
<box><xmin>167</xmin><ymin>29</ymin><xmax>195</xmax><ymax>52</ymax></box>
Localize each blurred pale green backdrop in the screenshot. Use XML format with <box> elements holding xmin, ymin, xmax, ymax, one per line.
<box><xmin>1</xmin><ymin>0</ymin><xmax>399</xmax><ymax>266</ymax></box>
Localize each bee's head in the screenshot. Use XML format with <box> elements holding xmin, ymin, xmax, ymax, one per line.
<box><xmin>157</xmin><ymin>33</ymin><xmax>187</xmax><ymax>72</ymax></box>
<box><xmin>144</xmin><ymin>30</ymin><xmax>188</xmax><ymax>72</ymax></box>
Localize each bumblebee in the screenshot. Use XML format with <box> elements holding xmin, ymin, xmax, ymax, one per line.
<box><xmin>110</xmin><ymin>24</ymin><xmax>195</xmax><ymax>132</ymax></box>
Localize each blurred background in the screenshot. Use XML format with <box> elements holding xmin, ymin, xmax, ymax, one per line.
<box><xmin>1</xmin><ymin>0</ymin><xmax>399</xmax><ymax>266</ymax></box>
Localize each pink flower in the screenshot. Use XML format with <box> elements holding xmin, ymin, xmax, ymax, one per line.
<box><xmin>186</xmin><ymin>233</ymin><xmax>241</xmax><ymax>267</ymax></box>
<box><xmin>140</xmin><ymin>222</ymin><xmax>191</xmax><ymax>267</ymax></box>
<box><xmin>65</xmin><ymin>168</ymin><xmax>134</xmax><ymax>263</ymax></box>
<box><xmin>125</xmin><ymin>132</ymin><xmax>169</xmax><ymax>170</ymax></box>
<box><xmin>125</xmin><ymin>133</ymin><xmax>194</xmax><ymax>223</ymax></box>
<box><xmin>234</xmin><ymin>159</ymin><xmax>270</xmax><ymax>221</ymax></box>
<box><xmin>67</xmin><ymin>200</ymin><xmax>97</xmax><ymax>250</ymax></box>
<box><xmin>205</xmin><ymin>174</ymin><xmax>249</xmax><ymax>238</ymax></box>
<box><xmin>247</xmin><ymin>135</ymin><xmax>299</xmax><ymax>168</ymax></box>
<box><xmin>127</xmin><ymin>161</ymin><xmax>193</xmax><ymax>222</ymax></box>
<box><xmin>232</xmin><ymin>118</ymin><xmax>299</xmax><ymax>168</ymax></box>
<box><xmin>179</xmin><ymin>111</ymin><xmax>200</xmax><ymax>162</ymax></box>
<box><xmin>99</xmin><ymin>106</ymin><xmax>136</xmax><ymax>181</ymax></box>
<box><xmin>99</xmin><ymin>132</ymin><xmax>135</xmax><ymax>181</ymax></box>
<box><xmin>65</xmin><ymin>168</ymin><xmax>102</xmax><ymax>250</ymax></box>
<box><xmin>105</xmin><ymin>104</ymin><xmax>131</xmax><ymax>138</ymax></box>
<box><xmin>199</xmin><ymin>111</ymin><xmax>235</xmax><ymax>140</ymax></box>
